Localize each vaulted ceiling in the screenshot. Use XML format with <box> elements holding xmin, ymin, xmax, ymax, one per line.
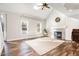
<box><xmin>0</xmin><ymin>3</ymin><xmax>79</xmax><ymax>20</ymax></box>
<box><xmin>50</xmin><ymin>3</ymin><xmax>79</xmax><ymax>19</ymax></box>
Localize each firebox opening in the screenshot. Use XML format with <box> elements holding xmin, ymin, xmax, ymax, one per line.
<box><xmin>54</xmin><ymin>31</ymin><xmax>62</xmax><ymax>39</ymax></box>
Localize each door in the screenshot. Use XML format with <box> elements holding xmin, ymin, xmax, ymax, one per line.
<box><xmin>0</xmin><ymin>14</ymin><xmax>6</xmax><ymax>55</ymax></box>
<box><xmin>0</xmin><ymin>15</ymin><xmax>4</xmax><ymax>55</ymax></box>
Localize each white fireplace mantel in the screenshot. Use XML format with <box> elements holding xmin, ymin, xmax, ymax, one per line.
<box><xmin>50</xmin><ymin>26</ymin><xmax>67</xmax><ymax>30</ymax></box>
<box><xmin>50</xmin><ymin>27</ymin><xmax>66</xmax><ymax>40</ymax></box>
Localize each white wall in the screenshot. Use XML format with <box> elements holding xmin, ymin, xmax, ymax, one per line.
<box><xmin>65</xmin><ymin>17</ymin><xmax>79</xmax><ymax>40</ymax></box>
<box><xmin>6</xmin><ymin>13</ymin><xmax>45</xmax><ymax>41</ymax></box>
<box><xmin>5</xmin><ymin>9</ymin><xmax>79</xmax><ymax>41</ymax></box>
<box><xmin>7</xmin><ymin>13</ymin><xmax>21</xmax><ymax>41</ymax></box>
<box><xmin>46</xmin><ymin>10</ymin><xmax>79</xmax><ymax>40</ymax></box>
<box><xmin>20</xmin><ymin>16</ymin><xmax>45</xmax><ymax>39</ymax></box>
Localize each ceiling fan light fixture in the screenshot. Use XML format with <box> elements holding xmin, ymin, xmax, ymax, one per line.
<box><xmin>33</xmin><ymin>3</ymin><xmax>51</xmax><ymax>10</ymax></box>
<box><xmin>34</xmin><ymin>5</ymin><xmax>41</xmax><ymax>10</ymax></box>
<box><xmin>68</xmin><ymin>9</ymin><xmax>73</xmax><ymax>12</ymax></box>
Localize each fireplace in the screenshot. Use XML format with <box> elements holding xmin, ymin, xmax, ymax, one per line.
<box><xmin>54</xmin><ymin>31</ymin><xmax>62</xmax><ymax>39</ymax></box>
<box><xmin>51</xmin><ymin>28</ymin><xmax>65</xmax><ymax>40</ymax></box>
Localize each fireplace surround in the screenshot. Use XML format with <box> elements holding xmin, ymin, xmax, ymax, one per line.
<box><xmin>50</xmin><ymin>28</ymin><xmax>65</xmax><ymax>40</ymax></box>
<box><xmin>54</xmin><ymin>31</ymin><xmax>62</xmax><ymax>39</ymax></box>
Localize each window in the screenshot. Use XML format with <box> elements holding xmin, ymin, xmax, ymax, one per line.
<box><xmin>37</xmin><ymin>23</ymin><xmax>41</xmax><ymax>33</ymax></box>
<box><xmin>22</xmin><ymin>22</ymin><xmax>27</xmax><ymax>31</ymax></box>
<box><xmin>21</xmin><ymin>20</ymin><xmax>28</xmax><ymax>34</ymax></box>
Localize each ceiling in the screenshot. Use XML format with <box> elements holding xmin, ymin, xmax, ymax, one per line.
<box><xmin>0</xmin><ymin>3</ymin><xmax>79</xmax><ymax>20</ymax></box>
<box><xmin>50</xmin><ymin>3</ymin><xmax>79</xmax><ymax>19</ymax></box>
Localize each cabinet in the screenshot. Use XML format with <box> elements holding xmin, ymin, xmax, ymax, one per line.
<box><xmin>72</xmin><ymin>29</ymin><xmax>79</xmax><ymax>43</ymax></box>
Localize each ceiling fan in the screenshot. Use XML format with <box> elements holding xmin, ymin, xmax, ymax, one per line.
<box><xmin>34</xmin><ymin>3</ymin><xmax>50</xmax><ymax>10</ymax></box>
<box><xmin>41</xmin><ymin>3</ymin><xmax>50</xmax><ymax>10</ymax></box>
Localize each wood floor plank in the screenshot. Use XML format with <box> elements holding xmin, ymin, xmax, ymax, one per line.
<box><xmin>2</xmin><ymin>40</ymin><xmax>79</xmax><ymax>56</ymax></box>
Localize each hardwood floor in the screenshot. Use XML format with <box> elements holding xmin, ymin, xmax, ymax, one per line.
<box><xmin>2</xmin><ymin>39</ymin><xmax>79</xmax><ymax>56</ymax></box>
<box><xmin>4</xmin><ymin>40</ymin><xmax>39</xmax><ymax>56</ymax></box>
<box><xmin>44</xmin><ymin>41</ymin><xmax>79</xmax><ymax>56</ymax></box>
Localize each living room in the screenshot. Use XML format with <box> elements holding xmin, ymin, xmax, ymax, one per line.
<box><xmin>0</xmin><ymin>3</ymin><xmax>79</xmax><ymax>56</ymax></box>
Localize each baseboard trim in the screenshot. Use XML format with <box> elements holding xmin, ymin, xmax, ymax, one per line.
<box><xmin>6</xmin><ymin>36</ymin><xmax>44</xmax><ymax>42</ymax></box>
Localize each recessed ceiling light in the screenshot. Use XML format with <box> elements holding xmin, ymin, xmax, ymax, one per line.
<box><xmin>0</xmin><ymin>14</ymin><xmax>3</xmax><ymax>19</ymax></box>
<box><xmin>33</xmin><ymin>5</ymin><xmax>41</xmax><ymax>10</ymax></box>
<box><xmin>69</xmin><ymin>9</ymin><xmax>72</xmax><ymax>12</ymax></box>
